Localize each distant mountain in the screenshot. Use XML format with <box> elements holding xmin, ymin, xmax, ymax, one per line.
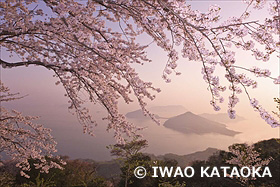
<box><xmin>156</xmin><ymin>148</ymin><xmax>219</xmax><ymax>167</ymax></box>
<box><xmin>126</xmin><ymin>105</ymin><xmax>187</xmax><ymax>120</ymax></box>
<box><xmin>200</xmin><ymin>113</ymin><xmax>245</xmax><ymax>123</ymax></box>
<box><xmin>125</xmin><ymin>109</ymin><xmax>160</xmax><ymax>120</ymax></box>
<box><xmin>96</xmin><ymin>147</ymin><xmax>219</xmax><ymax>179</ymax></box>
<box><xmin>163</xmin><ymin>112</ymin><xmax>240</xmax><ymax>136</ymax></box>
<box><xmin>149</xmin><ymin>105</ymin><xmax>187</xmax><ymax>118</ymax></box>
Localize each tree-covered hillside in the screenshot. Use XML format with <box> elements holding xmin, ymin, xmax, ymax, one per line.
<box><xmin>1</xmin><ymin>138</ymin><xmax>279</xmax><ymax>187</ymax></box>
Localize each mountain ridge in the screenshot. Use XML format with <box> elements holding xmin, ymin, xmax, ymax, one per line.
<box><xmin>126</xmin><ymin>105</ymin><xmax>187</xmax><ymax>119</ymax></box>
<box><xmin>96</xmin><ymin>147</ymin><xmax>219</xmax><ymax>179</ymax></box>
<box><xmin>163</xmin><ymin>111</ymin><xmax>240</xmax><ymax>136</ymax></box>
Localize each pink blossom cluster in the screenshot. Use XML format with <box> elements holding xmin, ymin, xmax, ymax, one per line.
<box><xmin>227</xmin><ymin>143</ymin><xmax>272</xmax><ymax>184</ymax></box>
<box><xmin>250</xmin><ymin>98</ymin><xmax>279</xmax><ymax>128</ymax></box>
<box><xmin>0</xmin><ymin>81</ymin><xmax>65</xmax><ymax>178</ymax></box>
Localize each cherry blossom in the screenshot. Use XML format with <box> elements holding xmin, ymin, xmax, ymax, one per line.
<box><xmin>226</xmin><ymin>143</ymin><xmax>272</xmax><ymax>185</ymax></box>
<box><xmin>0</xmin><ymin>81</ymin><xmax>65</xmax><ymax>178</ymax></box>
<box><xmin>0</xmin><ymin>0</ymin><xmax>279</xmax><ymax>150</ymax></box>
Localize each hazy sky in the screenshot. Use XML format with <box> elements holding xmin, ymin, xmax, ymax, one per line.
<box><xmin>0</xmin><ymin>1</ymin><xmax>279</xmax><ymax>160</ymax></box>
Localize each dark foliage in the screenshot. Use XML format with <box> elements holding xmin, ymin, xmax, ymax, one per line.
<box><xmin>0</xmin><ymin>138</ymin><xmax>279</xmax><ymax>187</ymax></box>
